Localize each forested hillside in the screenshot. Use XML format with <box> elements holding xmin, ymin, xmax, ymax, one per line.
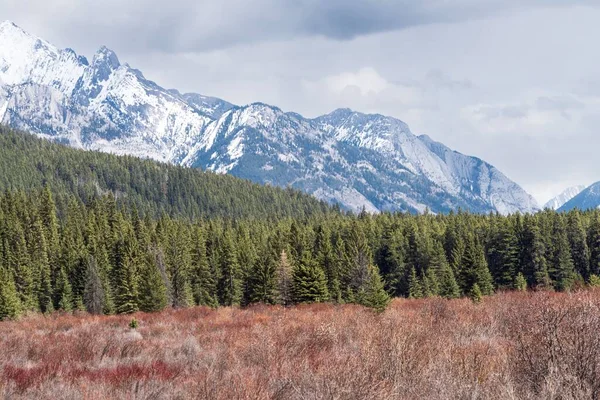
<box><xmin>1</xmin><ymin>182</ymin><xmax>600</xmax><ymax>319</ymax></box>
<box><xmin>0</xmin><ymin>126</ymin><xmax>333</xmax><ymax>220</ymax></box>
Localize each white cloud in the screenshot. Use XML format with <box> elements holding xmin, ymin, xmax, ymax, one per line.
<box><xmin>324</xmin><ymin>67</ymin><xmax>389</xmax><ymax>96</ymax></box>
<box><xmin>300</xmin><ymin>67</ymin><xmax>430</xmax><ymax>116</ymax></box>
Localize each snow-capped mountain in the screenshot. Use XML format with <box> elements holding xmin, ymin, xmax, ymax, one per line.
<box><xmin>0</xmin><ymin>21</ymin><xmax>540</xmax><ymax>214</ymax></box>
<box><xmin>543</xmin><ymin>185</ymin><xmax>586</xmax><ymax>210</ymax></box>
<box><xmin>0</xmin><ymin>21</ymin><xmax>221</xmax><ymax>164</ymax></box>
<box><xmin>559</xmin><ymin>183</ymin><xmax>600</xmax><ymax>212</ymax></box>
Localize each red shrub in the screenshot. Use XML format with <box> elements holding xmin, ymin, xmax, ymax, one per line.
<box><xmin>3</xmin><ymin>291</ymin><xmax>600</xmax><ymax>399</ymax></box>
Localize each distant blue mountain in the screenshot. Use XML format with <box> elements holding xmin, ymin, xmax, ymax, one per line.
<box><xmin>559</xmin><ymin>182</ymin><xmax>600</xmax><ymax>212</ymax></box>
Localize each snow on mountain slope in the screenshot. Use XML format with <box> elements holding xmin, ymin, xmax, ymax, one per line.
<box><xmin>181</xmin><ymin>92</ymin><xmax>235</xmax><ymax>119</ymax></box>
<box><xmin>0</xmin><ymin>20</ymin><xmax>213</xmax><ymax>162</ymax></box>
<box><xmin>0</xmin><ymin>21</ymin><xmax>540</xmax><ymax>215</ymax></box>
<box><xmin>558</xmin><ymin>183</ymin><xmax>600</xmax><ymax>212</ymax></box>
<box><xmin>543</xmin><ymin>185</ymin><xmax>586</xmax><ymax>210</ymax></box>
<box><xmin>0</xmin><ymin>21</ymin><xmax>85</xmax><ymax>95</ymax></box>
<box><xmin>184</xmin><ymin>104</ymin><xmax>539</xmax><ymax>214</ymax></box>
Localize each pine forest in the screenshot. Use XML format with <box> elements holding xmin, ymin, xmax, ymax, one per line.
<box><xmin>0</xmin><ymin>127</ymin><xmax>598</xmax><ymax>319</ymax></box>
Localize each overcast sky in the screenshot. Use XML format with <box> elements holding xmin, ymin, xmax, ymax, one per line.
<box><xmin>2</xmin><ymin>0</ymin><xmax>600</xmax><ymax>205</ymax></box>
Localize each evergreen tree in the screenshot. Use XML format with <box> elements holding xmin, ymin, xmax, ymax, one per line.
<box><xmin>549</xmin><ymin>216</ymin><xmax>576</xmax><ymax>291</ymax></box>
<box><xmin>567</xmin><ymin>211</ymin><xmax>590</xmax><ymax>280</ymax></box>
<box><xmin>459</xmin><ymin>235</ymin><xmax>494</xmax><ymax>296</ymax></box>
<box><xmin>329</xmin><ymin>235</ymin><xmax>346</xmax><ymax>303</ymax></box>
<box><xmin>449</xmin><ymin>235</ymin><xmax>466</xmax><ymax>276</ymax></box>
<box><xmin>427</xmin><ymin>240</ymin><xmax>459</xmax><ymax>299</ymax></box>
<box><xmin>247</xmin><ymin>255</ymin><xmax>277</xmax><ymax>304</ymax></box>
<box><xmin>112</xmin><ymin>237</ymin><xmax>139</xmax><ymax>314</ymax></box>
<box><xmin>589</xmin><ymin>274</ymin><xmax>600</xmax><ymax>287</ymax></box>
<box><xmin>0</xmin><ymin>266</ymin><xmax>21</xmax><ymax>320</ymax></box>
<box><xmin>39</xmin><ymin>186</ymin><xmax>61</xmax><ymax>298</ymax></box>
<box><xmin>190</xmin><ymin>226</ymin><xmax>218</xmax><ymax>307</ymax></box>
<box><xmin>520</xmin><ymin>217</ymin><xmax>551</xmax><ymax>289</ymax></box>
<box><xmin>486</xmin><ymin>218</ymin><xmax>519</xmax><ymax>288</ymax></box>
<box><xmin>469</xmin><ymin>283</ymin><xmax>483</xmax><ymax>303</ymax></box>
<box><xmin>39</xmin><ymin>185</ymin><xmax>60</xmax><ymax>250</ymax></box>
<box><xmin>26</xmin><ymin>218</ymin><xmax>53</xmax><ymax>313</ymax></box>
<box><xmin>217</xmin><ymin>230</ymin><xmax>242</xmax><ymax>306</ymax></box>
<box><xmin>6</xmin><ymin>224</ymin><xmax>35</xmax><ymax>310</ymax></box>
<box><xmin>406</xmin><ymin>223</ymin><xmax>432</xmax><ymax>276</ymax></box>
<box><xmin>423</xmin><ymin>267</ymin><xmax>440</xmax><ymax>297</ymax></box>
<box><xmin>438</xmin><ymin>263</ymin><xmax>460</xmax><ymax>299</ymax></box>
<box><xmin>588</xmin><ymin>213</ymin><xmax>600</xmax><ymax>277</ymax></box>
<box><xmin>236</xmin><ymin>224</ymin><xmax>258</xmax><ymax>305</ymax></box>
<box><xmin>292</xmin><ymin>251</ymin><xmax>329</xmax><ymax>303</ymax></box>
<box><xmin>376</xmin><ymin>226</ymin><xmax>407</xmax><ymax>296</ymax></box>
<box><xmin>514</xmin><ymin>272</ymin><xmax>527</xmax><ymax>292</ymax></box>
<box><xmin>83</xmin><ymin>256</ymin><xmax>105</xmax><ymax>314</ymax></box>
<box><xmin>55</xmin><ymin>266</ymin><xmax>74</xmax><ymax>312</ymax></box>
<box><xmin>86</xmin><ymin>229</ymin><xmax>115</xmax><ymax>315</ymax></box>
<box><xmin>408</xmin><ymin>266</ymin><xmax>423</xmax><ymax>299</ymax></box>
<box><xmin>166</xmin><ymin>224</ymin><xmax>194</xmax><ymax>308</ymax></box>
<box><xmin>138</xmin><ymin>257</ymin><xmax>169</xmax><ymax>313</ymax></box>
<box><xmin>61</xmin><ymin>199</ymin><xmax>88</xmax><ymax>308</ymax></box>
<box><xmin>288</xmin><ymin>222</ymin><xmax>306</xmax><ymax>262</ymax></box>
<box><xmin>355</xmin><ymin>265</ymin><xmax>390</xmax><ymax>312</ymax></box>
<box><xmin>314</xmin><ymin>225</ymin><xmax>340</xmax><ymax>302</ymax></box>
<box><xmin>345</xmin><ymin>222</ymin><xmax>373</xmax><ymax>300</ymax></box>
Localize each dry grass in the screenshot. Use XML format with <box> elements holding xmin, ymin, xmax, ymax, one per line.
<box><xmin>2</xmin><ymin>290</ymin><xmax>600</xmax><ymax>399</ymax></box>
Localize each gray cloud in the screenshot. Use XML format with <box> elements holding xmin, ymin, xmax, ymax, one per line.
<box><xmin>2</xmin><ymin>0</ymin><xmax>599</xmax><ymax>54</ymax></box>
<box><xmin>423</xmin><ymin>70</ymin><xmax>474</xmax><ymax>91</ymax></box>
<box><xmin>536</xmin><ymin>95</ymin><xmax>584</xmax><ymax>112</ymax></box>
<box><xmin>473</xmin><ymin>105</ymin><xmax>530</xmax><ymax>120</ymax></box>
<box><xmin>469</xmin><ymin>95</ymin><xmax>586</xmax><ymax>125</ymax></box>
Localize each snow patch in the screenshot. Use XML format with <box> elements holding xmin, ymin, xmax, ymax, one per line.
<box><xmin>278</xmin><ymin>153</ymin><xmax>298</xmax><ymax>163</ymax></box>
<box><xmin>227</xmin><ymin>134</ymin><xmax>244</xmax><ymax>160</ymax></box>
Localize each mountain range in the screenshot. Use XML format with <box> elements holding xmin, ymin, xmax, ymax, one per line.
<box><xmin>543</xmin><ymin>185</ymin><xmax>586</xmax><ymax>210</ymax></box>
<box><xmin>558</xmin><ymin>183</ymin><xmax>600</xmax><ymax>212</ymax></box>
<box><xmin>538</xmin><ymin>183</ymin><xmax>600</xmax><ymax>213</ymax></box>
<box><xmin>0</xmin><ymin>20</ymin><xmax>540</xmax><ymax>214</ymax></box>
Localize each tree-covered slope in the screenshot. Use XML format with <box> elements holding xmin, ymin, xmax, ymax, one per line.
<box><xmin>0</xmin><ymin>125</ymin><xmax>334</xmax><ymax>220</ymax></box>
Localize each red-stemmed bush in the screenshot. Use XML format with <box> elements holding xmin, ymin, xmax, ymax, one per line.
<box><xmin>2</xmin><ymin>291</ymin><xmax>600</xmax><ymax>399</ymax></box>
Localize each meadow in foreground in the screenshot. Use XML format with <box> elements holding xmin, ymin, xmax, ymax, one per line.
<box><xmin>2</xmin><ymin>290</ymin><xmax>600</xmax><ymax>399</ymax></box>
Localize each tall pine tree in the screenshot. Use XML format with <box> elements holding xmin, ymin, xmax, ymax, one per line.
<box><xmin>0</xmin><ymin>264</ymin><xmax>21</xmax><ymax>320</ymax></box>
<box><xmin>217</xmin><ymin>230</ymin><xmax>242</xmax><ymax>306</ymax></box>
<box><xmin>292</xmin><ymin>251</ymin><xmax>329</xmax><ymax>303</ymax></box>
<box><xmin>549</xmin><ymin>215</ymin><xmax>575</xmax><ymax>291</ymax></box>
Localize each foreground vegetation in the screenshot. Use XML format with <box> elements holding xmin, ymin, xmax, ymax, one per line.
<box><xmin>2</xmin><ymin>291</ymin><xmax>600</xmax><ymax>399</ymax></box>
